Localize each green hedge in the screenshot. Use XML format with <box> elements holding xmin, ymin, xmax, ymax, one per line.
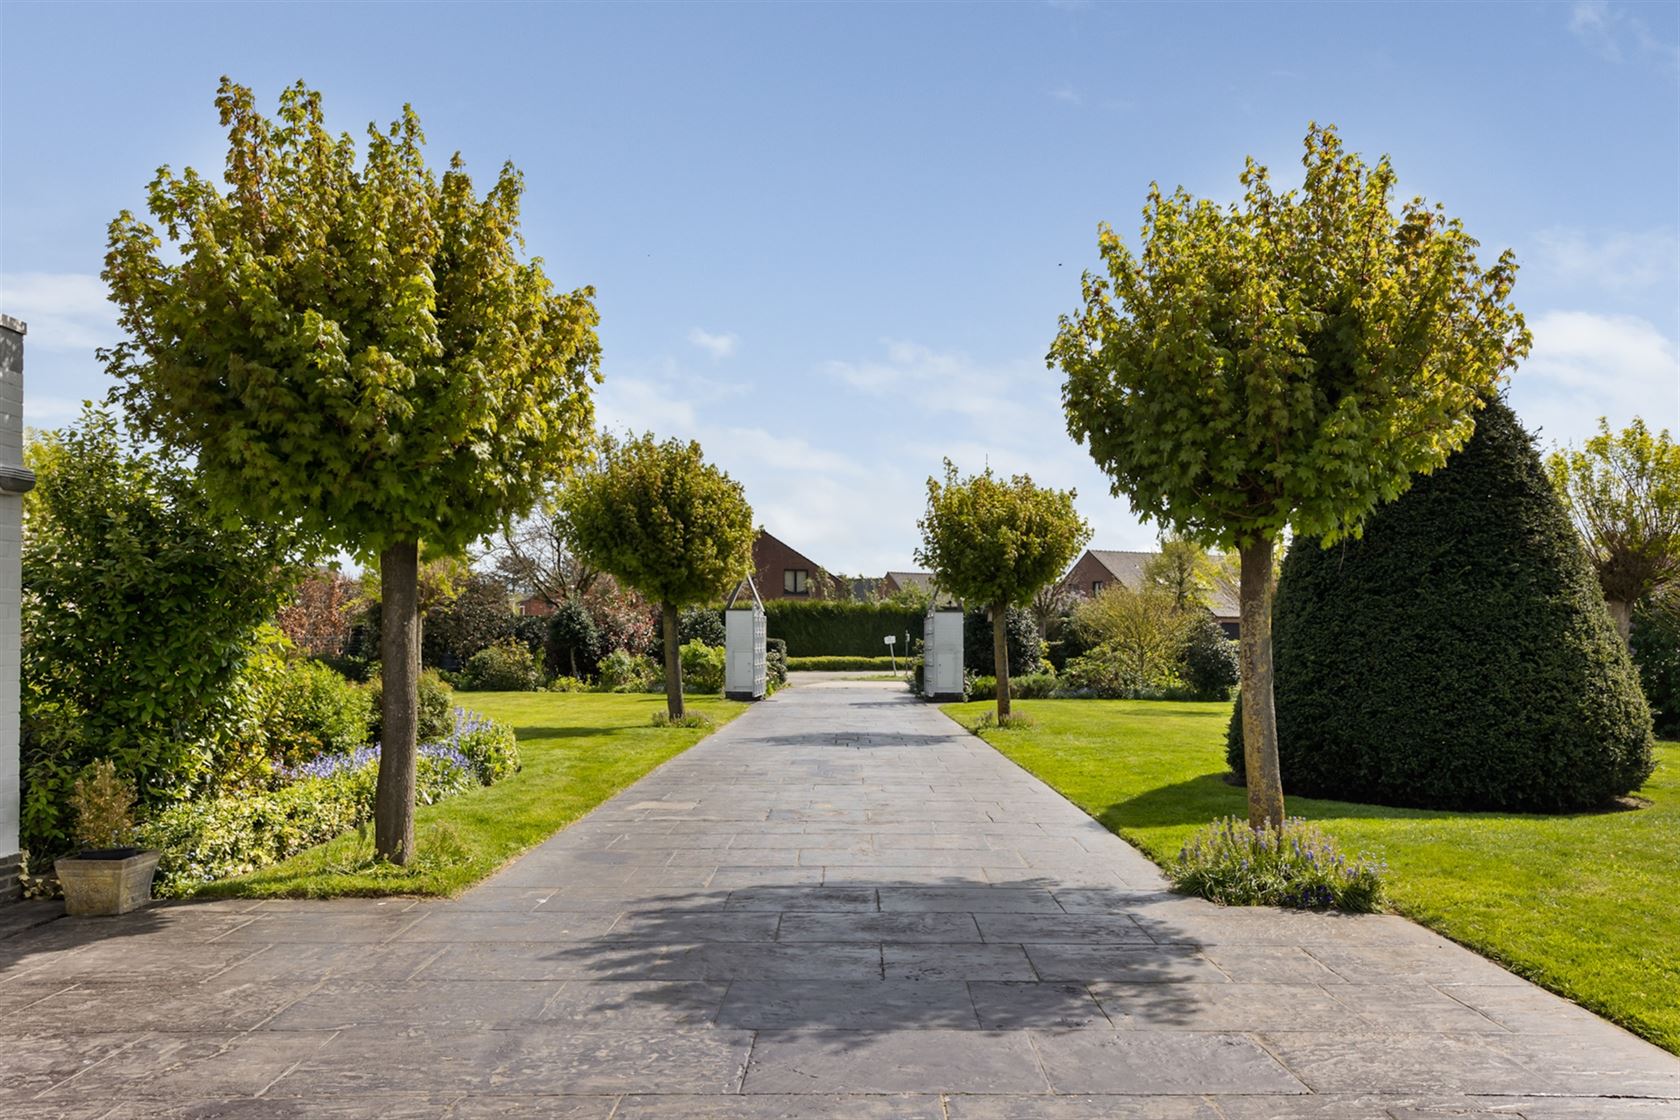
<box><xmin>762</xmin><ymin>600</ymin><xmax>925</xmax><ymax>657</ymax></box>
<box><xmin>787</xmin><ymin>656</ymin><xmax>902</xmax><ymax>671</ymax></box>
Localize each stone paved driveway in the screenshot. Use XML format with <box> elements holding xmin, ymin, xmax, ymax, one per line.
<box><xmin>2</xmin><ymin>680</ymin><xmax>1677</xmax><ymax>1118</ymax></box>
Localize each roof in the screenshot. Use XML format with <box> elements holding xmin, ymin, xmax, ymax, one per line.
<box><xmin>754</xmin><ymin>530</ymin><xmax>823</xmax><ymax>572</ymax></box>
<box><xmin>884</xmin><ymin>570</ymin><xmax>934</xmax><ymax>589</ymax></box>
<box><xmin>1074</xmin><ymin>548</ymin><xmax>1241</xmax><ymax>620</ymax></box>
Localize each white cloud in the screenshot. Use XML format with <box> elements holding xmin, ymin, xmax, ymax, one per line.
<box><xmin>1532</xmin><ymin>227</ymin><xmax>1680</xmax><ymax>294</ymax></box>
<box><xmin>1510</xmin><ymin>310</ymin><xmax>1680</xmax><ymax>448</ymax></box>
<box><xmin>1568</xmin><ymin>1</ymin><xmax>1680</xmax><ymax>68</ymax></box>
<box><xmin>1050</xmin><ymin>83</ymin><xmax>1082</xmax><ymax>105</ymax></box>
<box><xmin>0</xmin><ymin>273</ymin><xmax>118</xmax><ymax>352</ymax></box>
<box><xmin>687</xmin><ymin>327</ymin><xmax>738</xmax><ymax>360</ymax></box>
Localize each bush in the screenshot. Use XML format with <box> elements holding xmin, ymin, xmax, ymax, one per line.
<box><xmin>367</xmin><ymin>668</ymin><xmax>456</xmax><ymax>743</ymax></box>
<box><xmin>457</xmin><ymin>641</ymin><xmax>544</xmax><ymax>692</ymax></box>
<box><xmin>1228</xmin><ymin>400</ymin><xmax>1654</xmax><ymax>812</ymax></box>
<box><xmin>1170</xmin><ymin>817</ymin><xmax>1385</xmax><ymax>912</ymax></box>
<box><xmin>967</xmin><ymin>673</ymin><xmax>1059</xmax><ymax>701</ymax></box>
<box><xmin>69</xmin><ymin>761</ymin><xmax>137</xmax><ymax>851</ymax></box>
<box><xmin>680</xmin><ymin>641</ymin><xmax>726</xmax><ymax>695</ymax></box>
<box><xmin>650</xmin><ymin>711</ymin><xmax>716</xmax><ymax>729</ymax></box>
<box><xmin>421</xmin><ymin>572</ymin><xmax>516</xmax><ymax>670</ymax></box>
<box><xmin>1631</xmin><ymin>599</ymin><xmax>1680</xmax><ymax>739</ymax></box>
<box><xmin>261</xmin><ymin>658</ymin><xmax>372</xmax><ymax>766</ymax></box>
<box><xmin>766</xmin><ymin>638</ymin><xmax>789</xmax><ymax>689</ymax></box>
<box><xmin>546</xmin><ymin>675</ymin><xmax>590</xmax><ymax>693</ymax></box>
<box><xmin>1180</xmin><ymin>613</ymin><xmax>1239</xmax><ymax>700</ymax></box>
<box><xmin>968</xmin><ymin>711</ymin><xmax>1037</xmax><ymax>732</ymax></box>
<box><xmin>432</xmin><ymin>708</ymin><xmax>520</xmax><ymax>784</ymax></box>
<box><xmin>763</xmin><ymin>599</ymin><xmax>925</xmax><ymax>657</ymax></box>
<box><xmin>546</xmin><ymin>600</ymin><xmax>603</xmax><ymax>680</ymax></box>
<box><xmin>964</xmin><ymin>607</ymin><xmax>1042</xmax><ymax>677</ymax></box>
<box><xmin>1061</xmin><ymin>644</ymin><xmax>1190</xmax><ymax>699</ymax></box>
<box><xmin>786</xmin><ymin>656</ymin><xmax>900</xmax><ymax>671</ymax></box>
<box><xmin>599</xmin><ymin>648</ymin><xmax>660</xmax><ymax>693</ymax></box>
<box><xmin>680</xmin><ymin>606</ymin><xmax>727</xmax><ymax>649</ymax></box>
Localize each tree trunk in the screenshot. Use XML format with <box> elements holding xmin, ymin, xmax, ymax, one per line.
<box><xmin>993</xmin><ymin>604</ymin><xmax>1011</xmax><ymax>719</ymax></box>
<box><xmin>375</xmin><ymin>540</ymin><xmax>420</xmax><ymax>864</ymax></box>
<box><xmin>1607</xmin><ymin>598</ymin><xmax>1633</xmax><ymax>645</ymax></box>
<box><xmin>662</xmin><ymin>601</ymin><xmax>684</xmax><ymax>720</ymax></box>
<box><xmin>1237</xmin><ymin>538</ymin><xmax>1285</xmax><ymax>833</ymax></box>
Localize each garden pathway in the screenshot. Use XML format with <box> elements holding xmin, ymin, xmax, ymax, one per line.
<box><xmin>2</xmin><ymin>679</ymin><xmax>1677</xmax><ymax>1118</ymax></box>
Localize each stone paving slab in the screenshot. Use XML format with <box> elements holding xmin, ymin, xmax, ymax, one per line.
<box><xmin>0</xmin><ymin>677</ymin><xmax>1676</xmax><ymax>1117</ymax></box>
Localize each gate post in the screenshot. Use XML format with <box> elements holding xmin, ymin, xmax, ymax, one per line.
<box><xmin>0</xmin><ymin>315</ymin><xmax>31</xmax><ymax>902</ymax></box>
<box><xmin>724</xmin><ymin>577</ymin><xmax>766</xmax><ymax>701</ymax></box>
<box><xmin>923</xmin><ymin>604</ymin><xmax>965</xmax><ymax>702</ymax></box>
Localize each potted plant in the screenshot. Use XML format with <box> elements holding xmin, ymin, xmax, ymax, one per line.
<box><xmin>54</xmin><ymin>760</ymin><xmax>161</xmax><ymax>916</ymax></box>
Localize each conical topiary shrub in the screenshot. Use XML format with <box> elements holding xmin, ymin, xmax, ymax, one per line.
<box><xmin>1226</xmin><ymin>398</ymin><xmax>1654</xmax><ymax>812</ymax></box>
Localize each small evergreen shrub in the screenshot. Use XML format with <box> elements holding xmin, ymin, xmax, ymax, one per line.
<box><xmin>457</xmin><ymin>641</ymin><xmax>544</xmax><ymax>692</ymax></box>
<box><xmin>766</xmin><ymin>639</ymin><xmax>789</xmax><ymax>689</ymax></box>
<box><xmin>968</xmin><ymin>711</ymin><xmax>1038</xmax><ymax>732</ymax></box>
<box><xmin>599</xmin><ymin>648</ymin><xmax>660</xmax><ymax>692</ymax></box>
<box><xmin>1180</xmin><ymin>614</ymin><xmax>1240</xmax><ymax>700</ymax></box>
<box><xmin>366</xmin><ymin>668</ymin><xmax>456</xmax><ymax>743</ymax></box>
<box><xmin>1228</xmin><ymin>400</ymin><xmax>1655</xmax><ymax>812</ymax></box>
<box><xmin>69</xmin><ymin>761</ymin><xmax>137</xmax><ymax>851</ymax></box>
<box><xmin>1171</xmin><ymin>817</ymin><xmax>1385</xmax><ymax>912</ymax></box>
<box><xmin>967</xmin><ymin>673</ymin><xmax>1059</xmax><ymax>701</ymax></box>
<box><xmin>679</xmin><ymin>606</ymin><xmax>727</xmax><ymax>649</ymax></box>
<box><xmin>651</xmin><ymin>711</ymin><xmax>715</xmax><ymax>729</ymax></box>
<box><xmin>963</xmin><ymin>606</ymin><xmax>1043</xmax><ymax>677</ymax></box>
<box><xmin>680</xmin><ymin>641</ymin><xmax>726</xmax><ymax>695</ymax></box>
<box><xmin>262</xmin><ymin>658</ymin><xmax>372</xmax><ymax>765</ymax></box>
<box><xmin>545</xmin><ymin>675</ymin><xmax>590</xmax><ymax>693</ymax></box>
<box><xmin>546</xmin><ymin>600</ymin><xmax>603</xmax><ymax>680</ymax></box>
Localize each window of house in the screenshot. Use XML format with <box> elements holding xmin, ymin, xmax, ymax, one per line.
<box><xmin>784</xmin><ymin>569</ymin><xmax>809</xmax><ymax>595</ymax></box>
<box><xmin>1092</xmin><ymin>580</ymin><xmax>1105</xmax><ymax>594</ymax></box>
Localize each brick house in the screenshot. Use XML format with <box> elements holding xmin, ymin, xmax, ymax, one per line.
<box><xmin>1062</xmin><ymin>549</ymin><xmax>1241</xmax><ymax>636</ymax></box>
<box><xmin>753</xmin><ymin>531</ymin><xmax>832</xmax><ymax>600</ymax></box>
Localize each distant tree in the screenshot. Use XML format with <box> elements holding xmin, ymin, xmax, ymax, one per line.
<box><xmin>561</xmin><ymin>434</ymin><xmax>755</xmax><ymax>718</ymax></box>
<box><xmin>916</xmin><ymin>461</ymin><xmax>1090</xmax><ymax>718</ymax></box>
<box><xmin>1547</xmin><ymin>417</ymin><xmax>1680</xmax><ymax>641</ymax></box>
<box><xmin>103</xmin><ymin>79</ymin><xmax>601</xmax><ymax>863</ymax></box>
<box><xmin>1029</xmin><ymin>581</ymin><xmax>1078</xmax><ymax>643</ymax></box>
<box><xmin>493</xmin><ymin>500</ymin><xmax>599</xmax><ymax>609</ymax></box>
<box><xmin>422</xmin><ymin>570</ymin><xmax>517</xmax><ymax>668</ymax></box>
<box><xmin>276</xmin><ymin>568</ymin><xmax>360</xmax><ymax>657</ymax></box>
<box><xmin>1052</xmin><ymin>124</ymin><xmax>1528</xmax><ymax>829</ymax></box>
<box><xmin>1072</xmin><ymin>584</ymin><xmax>1192</xmax><ymax>686</ymax></box>
<box><xmin>1144</xmin><ymin>535</ymin><xmax>1216</xmax><ymax>612</ymax></box>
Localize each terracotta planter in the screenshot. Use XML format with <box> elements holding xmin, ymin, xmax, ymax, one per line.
<box><xmin>54</xmin><ymin>848</ymin><xmax>162</xmax><ymax>917</ymax></box>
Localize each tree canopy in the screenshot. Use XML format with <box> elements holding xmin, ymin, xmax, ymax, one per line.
<box><xmin>916</xmin><ymin>460</ymin><xmax>1089</xmax><ymax>716</ymax></box>
<box><xmin>1547</xmin><ymin>417</ymin><xmax>1680</xmax><ymax>640</ymax></box>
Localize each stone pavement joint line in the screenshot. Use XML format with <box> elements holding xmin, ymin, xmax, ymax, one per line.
<box><xmin>1</xmin><ymin>679</ymin><xmax>1676</xmax><ymax>1118</ymax></box>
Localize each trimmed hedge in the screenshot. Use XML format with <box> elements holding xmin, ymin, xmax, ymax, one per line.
<box><xmin>1227</xmin><ymin>399</ymin><xmax>1654</xmax><ymax>812</ymax></box>
<box><xmin>762</xmin><ymin>600</ymin><xmax>925</xmax><ymax>657</ymax></box>
<box><xmin>786</xmin><ymin>656</ymin><xmax>901</xmax><ymax>671</ymax></box>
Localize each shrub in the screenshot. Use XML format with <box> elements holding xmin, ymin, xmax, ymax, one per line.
<box><xmin>1228</xmin><ymin>400</ymin><xmax>1654</xmax><ymax>811</ymax></box>
<box><xmin>432</xmin><ymin>708</ymin><xmax>520</xmax><ymax>784</ymax></box>
<box><xmin>763</xmin><ymin>599</ymin><xmax>925</xmax><ymax>657</ymax></box>
<box><xmin>680</xmin><ymin>606</ymin><xmax>727</xmax><ymax>649</ymax></box>
<box><xmin>967</xmin><ymin>673</ymin><xmax>1058</xmax><ymax>701</ymax></box>
<box><xmin>968</xmin><ymin>711</ymin><xmax>1037</xmax><ymax>732</ymax></box>
<box><xmin>786</xmin><ymin>656</ymin><xmax>900</xmax><ymax>671</ymax></box>
<box><xmin>546</xmin><ymin>600</ymin><xmax>603</xmax><ymax>680</ymax></box>
<box><xmin>766</xmin><ymin>638</ymin><xmax>789</xmax><ymax>689</ymax></box>
<box><xmin>457</xmin><ymin>641</ymin><xmax>544</xmax><ymax>692</ymax></box>
<box><xmin>651</xmin><ymin>711</ymin><xmax>716</xmax><ymax>729</ymax></box>
<box><xmin>1180</xmin><ymin>613</ymin><xmax>1239</xmax><ymax>700</ymax></box>
<box><xmin>367</xmin><ymin>668</ymin><xmax>456</xmax><ymax>743</ymax></box>
<box><xmin>545</xmin><ymin>675</ymin><xmax>590</xmax><ymax>693</ymax></box>
<box><xmin>1062</xmin><ymin>644</ymin><xmax>1189</xmax><ymax>699</ymax></box>
<box><xmin>964</xmin><ymin>606</ymin><xmax>1042</xmax><ymax>677</ymax></box>
<box><xmin>1631</xmin><ymin>599</ymin><xmax>1680</xmax><ymax>739</ymax></box>
<box><xmin>421</xmin><ymin>571</ymin><xmax>516</xmax><ymax>670</ymax></box>
<box><xmin>69</xmin><ymin>761</ymin><xmax>137</xmax><ymax>851</ymax></box>
<box><xmin>1170</xmin><ymin>817</ymin><xmax>1385</xmax><ymax>912</ymax></box>
<box><xmin>599</xmin><ymin>648</ymin><xmax>660</xmax><ymax>693</ymax></box>
<box><xmin>680</xmin><ymin>641</ymin><xmax>726</xmax><ymax>695</ymax></box>
<box><xmin>261</xmin><ymin>658</ymin><xmax>372</xmax><ymax>766</ymax></box>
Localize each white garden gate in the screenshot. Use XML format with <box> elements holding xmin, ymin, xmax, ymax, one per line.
<box><xmin>923</xmin><ymin>604</ymin><xmax>965</xmax><ymax>701</ymax></box>
<box><xmin>724</xmin><ymin>576</ymin><xmax>767</xmax><ymax>701</ymax></box>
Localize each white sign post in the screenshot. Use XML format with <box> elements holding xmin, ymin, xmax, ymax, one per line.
<box><xmin>883</xmin><ymin>633</ymin><xmax>896</xmax><ymax>673</ymax></box>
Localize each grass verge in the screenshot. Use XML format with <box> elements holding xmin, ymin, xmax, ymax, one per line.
<box><xmin>190</xmin><ymin>692</ymin><xmax>745</xmax><ymax>900</ymax></box>
<box><xmin>943</xmin><ymin>697</ymin><xmax>1680</xmax><ymax>1054</ymax></box>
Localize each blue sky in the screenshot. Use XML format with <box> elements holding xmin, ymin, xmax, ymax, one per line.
<box><xmin>2</xmin><ymin>0</ymin><xmax>1676</xmax><ymax>575</ymax></box>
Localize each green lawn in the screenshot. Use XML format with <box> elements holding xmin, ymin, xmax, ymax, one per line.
<box><xmin>944</xmin><ymin>698</ymin><xmax>1680</xmax><ymax>1054</ymax></box>
<box><xmin>192</xmin><ymin>692</ymin><xmax>746</xmax><ymax>900</ymax></box>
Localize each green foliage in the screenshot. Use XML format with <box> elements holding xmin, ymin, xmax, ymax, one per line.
<box><xmin>21</xmin><ymin>409</ymin><xmax>296</xmax><ymax>853</ymax></box>
<box><xmin>967</xmin><ymin>711</ymin><xmax>1038</xmax><ymax>732</ymax></box>
<box><xmin>763</xmin><ymin>600</ymin><xmax>926</xmax><ymax>657</ymax></box>
<box><xmin>1227</xmin><ymin>400</ymin><xmax>1654</xmax><ymax>811</ymax></box>
<box><xmin>1631</xmin><ymin>599</ymin><xmax>1680</xmax><ymax>739</ymax></box>
<box><xmin>458</xmin><ymin>641</ymin><xmax>544</xmax><ymax>692</ymax></box>
<box><xmin>1051</xmin><ymin>123</ymin><xmax>1529</xmax><ymax>552</ymax></box>
<box><xmin>785</xmin><ymin>656</ymin><xmax>901</xmax><ymax>671</ymax></box>
<box><xmin>1547</xmin><ymin>416</ymin><xmax>1680</xmax><ymax>633</ymax></box>
<box><xmin>102</xmin><ymin>78</ymin><xmax>601</xmax><ymax>561</ymax></box>
<box><xmin>967</xmin><ymin>673</ymin><xmax>1059</xmax><ymax>701</ymax></box>
<box><xmin>259</xmin><ymin>658</ymin><xmax>372</xmax><ymax>766</ymax></box>
<box><xmin>650</xmin><ymin>711</ymin><xmax>716</xmax><ymax>729</ymax></box>
<box><xmin>1070</xmin><ymin>585</ymin><xmax>1191</xmax><ymax>686</ymax></box>
<box><xmin>562</xmin><ymin>433</ymin><xmax>755</xmax><ymax>611</ymax></box>
<box><xmin>1062</xmin><ymin>645</ymin><xmax>1191</xmax><ymax>699</ymax></box>
<box><xmin>679</xmin><ymin>641</ymin><xmax>726</xmax><ymax>695</ymax></box>
<box><xmin>963</xmin><ymin>607</ymin><xmax>1043</xmax><ymax>676</ymax></box>
<box><xmin>546</xmin><ymin>599</ymin><xmax>604</xmax><ymax>680</ymax></box>
<box><xmin>545</xmin><ymin>676</ymin><xmax>590</xmax><ymax>694</ymax></box>
<box><xmin>422</xmin><ymin>572</ymin><xmax>517</xmax><ymax>669</ymax></box>
<box><xmin>766</xmin><ymin>638</ymin><xmax>789</xmax><ymax>689</ymax></box>
<box><xmin>680</xmin><ymin>606</ymin><xmax>728</xmax><ymax>649</ymax></box>
<box><xmin>1143</xmin><ymin>536</ymin><xmax>1218</xmax><ymax>611</ymax></box>
<box><xmin>916</xmin><ymin>459</ymin><xmax>1090</xmax><ymax>610</ymax></box>
<box><xmin>69</xmin><ymin>761</ymin><xmax>138</xmax><ymax>851</ymax></box>
<box><xmin>1181</xmin><ymin>614</ymin><xmax>1240</xmax><ymax>700</ymax></box>
<box><xmin>367</xmin><ymin>668</ymin><xmax>456</xmax><ymax>743</ymax></box>
<box><xmin>443</xmin><ymin>710</ymin><xmax>521</xmax><ymax>784</ymax></box>
<box><xmin>598</xmin><ymin>648</ymin><xmax>660</xmax><ymax>693</ymax></box>
<box><xmin>1171</xmin><ymin>817</ymin><xmax>1385</xmax><ymax>912</ymax></box>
